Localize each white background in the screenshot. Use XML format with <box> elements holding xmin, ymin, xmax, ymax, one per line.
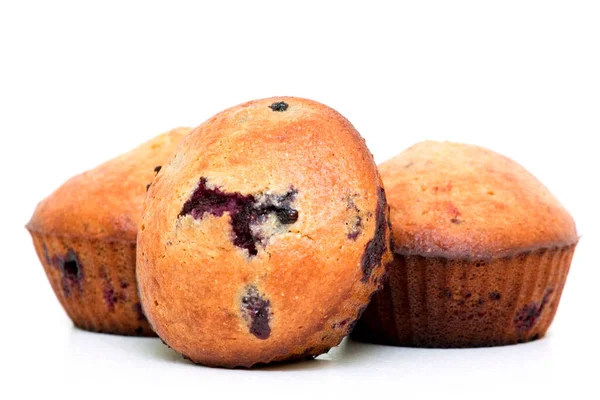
<box><xmin>1</xmin><ymin>1</ymin><xmax>599</xmax><ymax>399</ymax></box>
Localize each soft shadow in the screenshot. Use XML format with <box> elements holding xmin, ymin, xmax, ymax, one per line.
<box><xmin>339</xmin><ymin>333</ymin><xmax>555</xmax><ymax>368</ymax></box>
<box><xmin>129</xmin><ymin>335</ymin><xmax>188</xmax><ymax>364</ymax></box>
<box><xmin>91</xmin><ymin>324</ymin><xmax>337</xmax><ymax>371</ymax></box>
<box><xmin>68</xmin><ymin>325</ymin><xmax>188</xmax><ymax>365</ymax></box>
<box><xmin>105</xmin><ymin>325</ymin><xmax>352</xmax><ymax>371</ymax></box>
<box><xmin>251</xmin><ymin>336</ymin><xmax>355</xmax><ymax>372</ymax></box>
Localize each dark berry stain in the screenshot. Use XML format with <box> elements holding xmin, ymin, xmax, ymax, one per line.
<box><xmin>103</xmin><ymin>283</ymin><xmax>118</xmax><ymax>310</ymax></box>
<box><xmin>99</xmin><ymin>268</ymin><xmax>129</xmax><ymax>311</ymax></box>
<box><xmin>132</xmin><ymin>303</ymin><xmax>146</xmax><ymax>321</ymax></box>
<box><xmin>332</xmin><ymin>318</ymin><xmax>352</xmax><ymax>330</ymax></box>
<box><xmin>269</xmin><ymin>101</ymin><xmax>289</xmax><ymax>112</ymax></box>
<box><xmin>514</xmin><ymin>289</ymin><xmax>553</xmax><ymax>332</ymax></box>
<box><xmin>241</xmin><ymin>286</ymin><xmax>271</xmax><ymax>340</ymax></box>
<box><xmin>346</xmin><ymin>194</ymin><xmax>363</xmax><ymax>240</ymax></box>
<box><xmin>99</xmin><ymin>268</ymin><xmax>122</xmax><ymax>310</ymax></box>
<box><xmin>52</xmin><ymin>250</ymin><xmax>83</xmax><ymax>296</ymax></box>
<box><xmin>360</xmin><ymin>187</ymin><xmax>389</xmax><ymax>281</ymax></box>
<box><xmin>179</xmin><ymin>177</ymin><xmax>298</xmax><ymax>256</ymax></box>
<box><xmin>489</xmin><ymin>291</ymin><xmax>502</xmax><ymax>301</ymax></box>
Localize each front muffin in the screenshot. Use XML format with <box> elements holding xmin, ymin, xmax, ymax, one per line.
<box><xmin>352</xmin><ymin>141</ymin><xmax>578</xmax><ymax>347</ymax></box>
<box><xmin>27</xmin><ymin>127</ymin><xmax>190</xmax><ymax>336</ymax></box>
<box><xmin>137</xmin><ymin>97</ymin><xmax>393</xmax><ymax>367</ymax></box>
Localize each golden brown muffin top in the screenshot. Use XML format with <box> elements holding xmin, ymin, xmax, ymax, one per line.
<box><xmin>27</xmin><ymin>127</ymin><xmax>190</xmax><ymax>242</ymax></box>
<box><xmin>381</xmin><ymin>141</ymin><xmax>577</xmax><ymax>259</ymax></box>
<box><xmin>138</xmin><ymin>97</ymin><xmax>392</xmax><ymax>367</ymax></box>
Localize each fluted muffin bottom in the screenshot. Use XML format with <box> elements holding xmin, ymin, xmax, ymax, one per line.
<box><xmin>352</xmin><ymin>244</ymin><xmax>576</xmax><ymax>347</ymax></box>
<box><xmin>30</xmin><ymin>232</ymin><xmax>155</xmax><ymax>336</ymax></box>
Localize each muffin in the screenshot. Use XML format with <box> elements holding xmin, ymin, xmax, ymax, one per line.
<box><xmin>27</xmin><ymin>127</ymin><xmax>190</xmax><ymax>336</ymax></box>
<box><xmin>137</xmin><ymin>97</ymin><xmax>393</xmax><ymax>367</ymax></box>
<box><xmin>352</xmin><ymin>141</ymin><xmax>578</xmax><ymax>347</ymax></box>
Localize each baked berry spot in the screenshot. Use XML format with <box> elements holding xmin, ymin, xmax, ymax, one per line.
<box><xmin>103</xmin><ymin>283</ymin><xmax>118</xmax><ymax>310</ymax></box>
<box><xmin>99</xmin><ymin>268</ymin><xmax>128</xmax><ymax>311</ymax></box>
<box><xmin>332</xmin><ymin>318</ymin><xmax>352</xmax><ymax>330</ymax></box>
<box><xmin>489</xmin><ymin>291</ymin><xmax>502</xmax><ymax>301</ymax></box>
<box><xmin>360</xmin><ymin>187</ymin><xmax>389</xmax><ymax>281</ymax></box>
<box><xmin>346</xmin><ymin>194</ymin><xmax>364</xmax><ymax>240</ymax></box>
<box><xmin>268</xmin><ymin>101</ymin><xmax>289</xmax><ymax>112</ymax></box>
<box><xmin>63</xmin><ymin>259</ymin><xmax>79</xmax><ymax>277</ymax></box>
<box><xmin>52</xmin><ymin>250</ymin><xmax>83</xmax><ymax>296</ymax></box>
<box><xmin>132</xmin><ymin>303</ymin><xmax>146</xmax><ymax>321</ymax></box>
<box><xmin>514</xmin><ymin>289</ymin><xmax>553</xmax><ymax>332</ymax></box>
<box><xmin>179</xmin><ymin>177</ymin><xmax>298</xmax><ymax>256</ymax></box>
<box><xmin>241</xmin><ymin>286</ymin><xmax>271</xmax><ymax>339</ymax></box>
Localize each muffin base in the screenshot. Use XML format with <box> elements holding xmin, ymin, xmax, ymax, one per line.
<box><xmin>352</xmin><ymin>244</ymin><xmax>576</xmax><ymax>347</ymax></box>
<box><xmin>29</xmin><ymin>231</ymin><xmax>155</xmax><ymax>336</ymax></box>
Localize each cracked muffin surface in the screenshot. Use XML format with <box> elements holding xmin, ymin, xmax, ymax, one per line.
<box><xmin>27</xmin><ymin>127</ymin><xmax>190</xmax><ymax>336</ymax></box>
<box><xmin>137</xmin><ymin>97</ymin><xmax>393</xmax><ymax>367</ymax></box>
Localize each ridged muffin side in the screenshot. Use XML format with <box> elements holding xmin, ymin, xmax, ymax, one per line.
<box><xmin>29</xmin><ymin>232</ymin><xmax>154</xmax><ymax>335</ymax></box>
<box><xmin>353</xmin><ymin>244</ymin><xmax>575</xmax><ymax>346</ymax></box>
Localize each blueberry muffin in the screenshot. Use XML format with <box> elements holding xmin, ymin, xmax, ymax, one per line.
<box><xmin>27</xmin><ymin>127</ymin><xmax>190</xmax><ymax>336</ymax></box>
<box><xmin>137</xmin><ymin>97</ymin><xmax>393</xmax><ymax>367</ymax></box>
<box><xmin>352</xmin><ymin>141</ymin><xmax>578</xmax><ymax>347</ymax></box>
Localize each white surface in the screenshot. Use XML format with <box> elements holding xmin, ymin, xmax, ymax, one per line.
<box><xmin>1</xmin><ymin>1</ymin><xmax>599</xmax><ymax>398</ymax></box>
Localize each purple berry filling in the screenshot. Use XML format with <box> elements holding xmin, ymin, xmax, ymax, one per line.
<box><xmin>360</xmin><ymin>187</ymin><xmax>389</xmax><ymax>281</ymax></box>
<box><xmin>179</xmin><ymin>178</ymin><xmax>298</xmax><ymax>256</ymax></box>
<box><xmin>346</xmin><ymin>195</ymin><xmax>363</xmax><ymax>241</ymax></box>
<box><xmin>103</xmin><ymin>283</ymin><xmax>118</xmax><ymax>310</ymax></box>
<box><xmin>268</xmin><ymin>101</ymin><xmax>289</xmax><ymax>112</ymax></box>
<box><xmin>514</xmin><ymin>289</ymin><xmax>553</xmax><ymax>332</ymax></box>
<box><xmin>241</xmin><ymin>286</ymin><xmax>271</xmax><ymax>340</ymax></box>
<box><xmin>52</xmin><ymin>250</ymin><xmax>83</xmax><ymax>296</ymax></box>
